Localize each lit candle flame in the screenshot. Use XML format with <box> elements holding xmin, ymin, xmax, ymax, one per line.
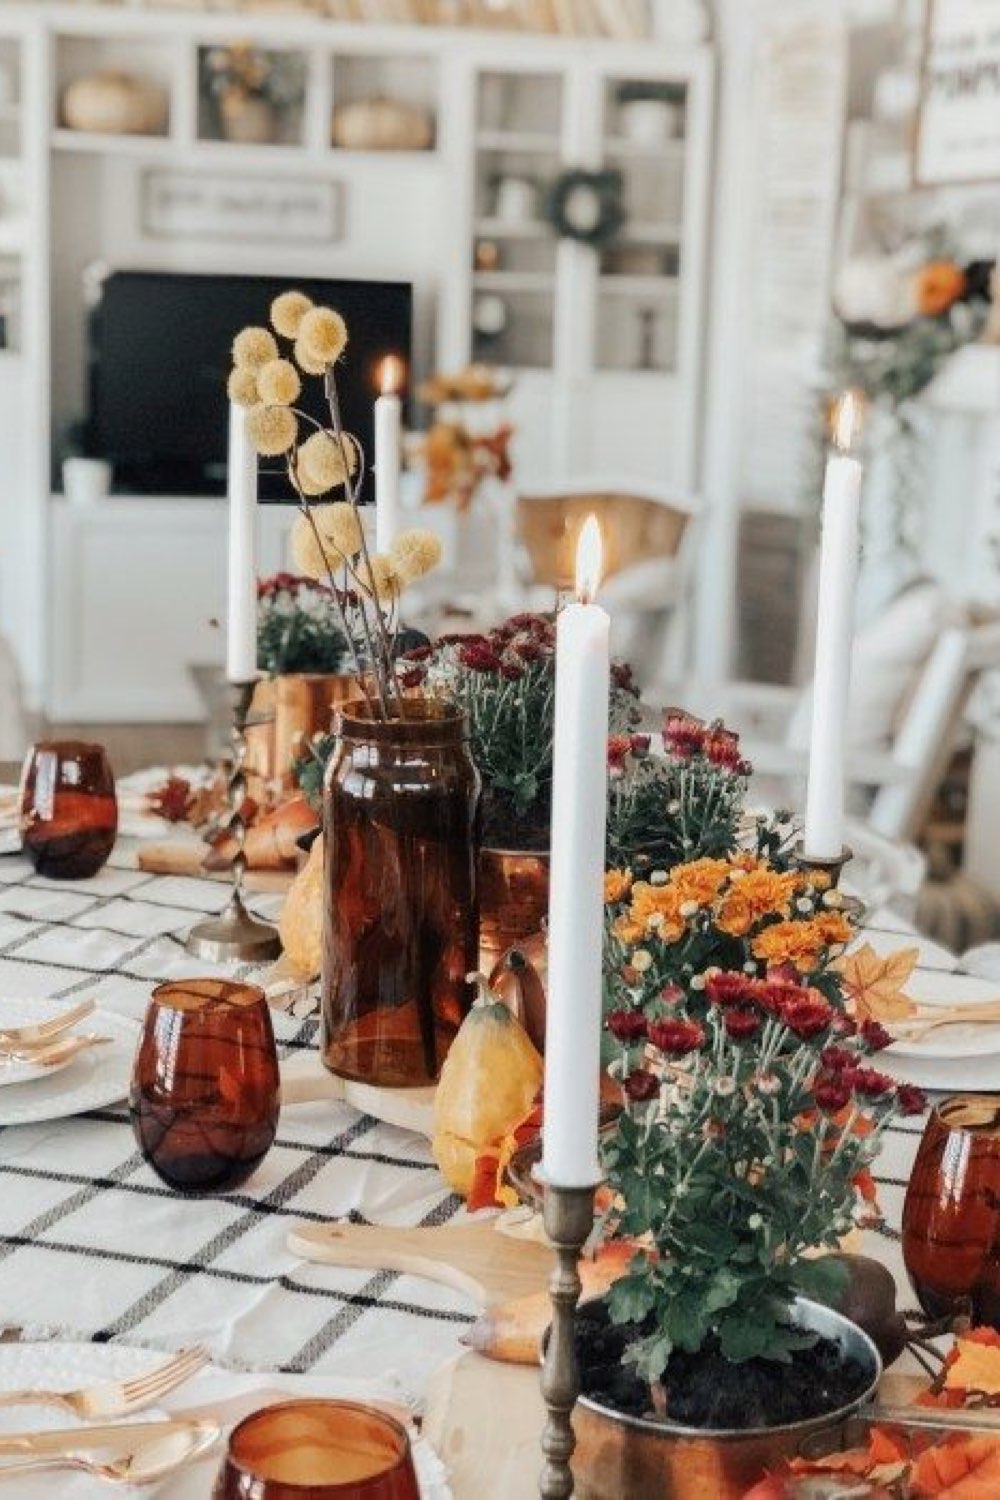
<box><xmin>832</xmin><ymin>390</ymin><xmax>865</xmax><ymax>455</ymax></box>
<box><xmin>379</xmin><ymin>355</ymin><xmax>405</xmax><ymax>397</ymax></box>
<box><xmin>575</xmin><ymin>516</ymin><xmax>603</xmax><ymax>605</ymax></box>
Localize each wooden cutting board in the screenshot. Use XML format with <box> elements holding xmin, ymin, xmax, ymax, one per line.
<box><xmin>287</xmin><ymin>1220</ymin><xmax>554</xmax><ymax>1307</ymax></box>
<box><xmin>279</xmin><ymin>1051</ymin><xmax>436</xmax><ymax>1137</ymax></box>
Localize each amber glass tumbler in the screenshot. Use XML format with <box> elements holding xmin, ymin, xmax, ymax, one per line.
<box><xmin>130</xmin><ymin>979</ymin><xmax>280</xmax><ymax>1194</ymax></box>
<box><xmin>19</xmin><ymin>740</ymin><xmax>117</xmax><ymax>879</ymax></box>
<box><xmin>212</xmin><ymin>1400</ymin><xmax>420</xmax><ymax>1500</ymax></box>
<box><xmin>903</xmin><ymin>1095</ymin><xmax>1000</xmax><ymax>1326</ymax></box>
<box><xmin>321</xmin><ymin>700</ymin><xmax>480</xmax><ymax>1088</ymax></box>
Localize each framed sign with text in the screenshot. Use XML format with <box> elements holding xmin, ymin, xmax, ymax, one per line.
<box><xmin>916</xmin><ymin>0</ymin><xmax>1000</xmax><ymax>185</ymax></box>
<box><xmin>142</xmin><ymin>171</ymin><xmax>341</xmax><ymax>243</ymax></box>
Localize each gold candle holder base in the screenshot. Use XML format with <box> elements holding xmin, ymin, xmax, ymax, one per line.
<box><xmin>792</xmin><ymin>842</ymin><xmax>865</xmax><ymax>920</ymax></box>
<box><xmin>792</xmin><ymin>841</ymin><xmax>853</xmax><ymax>888</ymax></box>
<box><xmin>539</xmin><ymin>1179</ymin><xmax>598</xmax><ymax>1500</ymax></box>
<box><xmin>186</xmin><ymin>679</ymin><xmax>282</xmax><ymax>965</ymax></box>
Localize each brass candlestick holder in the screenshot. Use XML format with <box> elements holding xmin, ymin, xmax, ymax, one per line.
<box><xmin>792</xmin><ymin>841</ymin><xmax>865</xmax><ymax>920</ymax></box>
<box><xmin>539</xmin><ymin>1180</ymin><xmax>598</xmax><ymax>1500</ymax></box>
<box><xmin>186</xmin><ymin>679</ymin><xmax>283</xmax><ymax>964</ymax></box>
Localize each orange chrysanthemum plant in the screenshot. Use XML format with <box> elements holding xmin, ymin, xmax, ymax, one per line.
<box><xmin>599</xmin><ymin>853</ymin><xmax>926</xmax><ymax>1385</ymax></box>
<box><xmin>229</xmin><ymin>293</ymin><xmax>441</xmax><ymax>721</ymax></box>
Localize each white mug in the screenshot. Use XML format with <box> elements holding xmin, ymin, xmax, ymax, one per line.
<box><xmin>63</xmin><ymin>457</ymin><xmax>112</xmax><ymax>507</ymax></box>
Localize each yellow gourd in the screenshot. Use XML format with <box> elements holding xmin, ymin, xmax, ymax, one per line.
<box><xmin>279</xmin><ymin>833</ymin><xmax>324</xmax><ymax>979</ymax></box>
<box><xmin>432</xmin><ymin>974</ymin><xmax>543</xmax><ymax>1199</ymax></box>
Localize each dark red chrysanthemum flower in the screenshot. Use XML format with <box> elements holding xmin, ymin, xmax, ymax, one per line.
<box><xmin>663</xmin><ymin>714</ymin><xmax>705</xmax><ymax>759</ymax></box>
<box><xmin>660</xmin><ymin>982</ymin><xmax>685</xmax><ymax>1006</ymax></box>
<box><xmin>851</xmin><ymin>1067</ymin><xmax>895</xmax><ymax>1100</ymax></box>
<box><xmin>402</xmin><ymin>644</ymin><xmax>432</xmax><ymax>663</ymax></box>
<box><xmin>624</xmin><ymin>1070</ymin><xmax>660</xmax><ymax>1103</ymax></box>
<box><xmin>724</xmin><ymin>1008</ymin><xmax>761</xmax><ymax>1041</ymax></box>
<box><xmin>399</xmin><ymin>669</ymin><xmax>424</xmax><ymax>690</ymax></box>
<box><xmin>860</xmin><ymin>1019</ymin><xmax>893</xmax><ymax>1053</ymax></box>
<box><xmin>606</xmin><ymin>1009</ymin><xmax>648</xmax><ymax>1044</ymax></box>
<box><xmin>458</xmin><ymin>643</ymin><xmax>503</xmax><ymax>674</ymax></box>
<box><xmin>780</xmin><ymin>994</ymin><xmax>834</xmax><ymax>1039</ymax></box>
<box><xmin>648</xmin><ymin>1019</ymin><xmax>704</xmax><ymax>1057</ymax></box>
<box><xmin>630</xmin><ymin>734</ymin><xmax>651</xmax><ymax>756</ymax></box>
<box><xmin>499</xmin><ymin>663</ymin><xmax>523</xmax><ymax>681</ymax></box>
<box><xmin>813</xmin><ymin>1074</ymin><xmax>852</xmax><ymax>1113</ymax></box>
<box><xmin>707</xmin><ymin>972</ymin><xmax>760</xmax><ymax>1009</ymax></box>
<box><xmin>819</xmin><ymin>1046</ymin><xmax>857</xmax><ymax>1073</ymax></box>
<box><xmin>897</xmin><ymin>1084</ymin><xmax>927</xmax><ymax>1116</ymax></box>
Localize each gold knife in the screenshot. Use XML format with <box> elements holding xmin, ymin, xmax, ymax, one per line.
<box><xmin>0</xmin><ymin>1416</ymin><xmax>218</xmax><ymax>1460</ymax></box>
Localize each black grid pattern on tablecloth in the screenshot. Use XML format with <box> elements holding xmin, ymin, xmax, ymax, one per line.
<box><xmin>0</xmin><ymin>851</ymin><xmax>473</xmax><ymax>1383</ymax></box>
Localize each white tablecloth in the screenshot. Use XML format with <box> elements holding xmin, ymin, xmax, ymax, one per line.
<box><xmin>0</xmin><ymin>842</ymin><xmax>472</xmax><ymax>1401</ymax></box>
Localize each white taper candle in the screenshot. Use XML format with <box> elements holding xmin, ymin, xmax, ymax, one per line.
<box><xmin>375</xmin><ymin>357</ymin><xmax>403</xmax><ymax>554</ymax></box>
<box><xmin>803</xmin><ymin>393</ymin><xmax>865</xmax><ymax>859</ymax></box>
<box><xmin>225</xmin><ymin>401</ymin><xmax>259</xmax><ymax>684</ymax></box>
<box><xmin>541</xmin><ymin>517</ymin><xmax>610</xmax><ymax>1189</ymax></box>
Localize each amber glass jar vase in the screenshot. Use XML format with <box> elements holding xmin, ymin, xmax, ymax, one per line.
<box><xmin>321</xmin><ymin>700</ymin><xmax>480</xmax><ymax>1088</ymax></box>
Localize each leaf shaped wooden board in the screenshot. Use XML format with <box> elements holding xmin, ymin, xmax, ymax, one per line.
<box><xmin>287</xmin><ymin>1221</ymin><xmax>554</xmax><ymax>1308</ymax></box>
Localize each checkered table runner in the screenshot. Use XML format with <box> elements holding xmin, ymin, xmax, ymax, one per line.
<box><xmin>0</xmin><ymin>843</ymin><xmax>472</xmax><ymax>1399</ymax></box>
<box><xmin>0</xmin><ymin>826</ymin><xmax>969</xmax><ymax>1395</ymax></box>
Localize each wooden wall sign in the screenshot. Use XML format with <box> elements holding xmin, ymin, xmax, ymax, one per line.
<box><xmin>917</xmin><ymin>0</ymin><xmax>1000</xmax><ymax>186</ymax></box>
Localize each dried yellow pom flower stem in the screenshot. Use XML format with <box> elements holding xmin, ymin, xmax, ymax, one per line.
<box><xmin>323</xmin><ymin>364</ymin><xmax>403</xmax><ymax>715</ymax></box>
<box><xmin>286</xmin><ymin>453</ymin><xmax>375</xmax><ymax>714</ymax></box>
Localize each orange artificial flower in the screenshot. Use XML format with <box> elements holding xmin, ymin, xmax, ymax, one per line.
<box><xmin>715</xmin><ymin>888</ymin><xmax>755</xmax><ymax>937</ymax></box>
<box><xmin>716</xmin><ymin>867</ymin><xmax>797</xmax><ymax>932</ymax></box>
<box><xmin>813</xmin><ymin>911</ymin><xmax>854</xmax><ymax>949</ymax></box>
<box><xmin>668</xmin><ymin>858</ymin><xmax>731</xmax><ymax>907</ymax></box>
<box><xmin>604</xmin><ymin>868</ymin><xmax>633</xmax><ymax>904</ymax></box>
<box><xmin>612</xmin><ymin>915</ymin><xmax>646</xmax><ymax>946</ymax></box>
<box><xmin>751</xmin><ymin>920</ymin><xmax>824</xmax><ymax>974</ymax></box>
<box><xmin>629</xmin><ymin>881</ymin><xmax>687</xmax><ymax>942</ymax></box>
<box><xmin>915</xmin><ymin>260</ymin><xmax>967</xmax><ymax>318</ymax></box>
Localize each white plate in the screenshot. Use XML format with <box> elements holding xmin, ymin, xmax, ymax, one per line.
<box><xmin>0</xmin><ymin>1006</ymin><xmax>138</xmax><ymax>1127</ymax></box>
<box><xmin>0</xmin><ymin>1342</ymin><xmax>172</xmax><ymax>1497</ymax></box>
<box><xmin>884</xmin><ymin>971</ymin><xmax>1000</xmax><ymax>1090</ymax></box>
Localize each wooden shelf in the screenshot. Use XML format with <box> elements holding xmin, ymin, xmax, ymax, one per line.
<box><xmin>476</xmin><ymin>129</ymin><xmax>559</xmax><ymax>153</ymax></box>
<box><xmin>51</xmin><ymin>127</ymin><xmax>171</xmax><ymax>157</ymax></box>
<box><xmin>599</xmin><ymin>274</ymin><xmax>680</xmax><ymax>296</ymax></box>
<box><xmin>620</xmin><ymin>220</ymin><xmax>682</xmax><ymax>243</ymax></box>
<box><xmin>473</xmin><ymin>271</ymin><xmax>555</xmax><ymax>292</ymax></box>
<box><xmin>474</xmin><ymin>217</ymin><xmax>550</xmax><ymax>239</ymax></box>
<box><xmin>604</xmin><ymin>134</ymin><xmax>686</xmax><ymax>159</ymax></box>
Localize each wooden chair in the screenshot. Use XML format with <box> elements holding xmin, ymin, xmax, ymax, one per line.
<box><xmin>512</xmin><ymin>478</ymin><xmax>700</xmax><ymax>679</ymax></box>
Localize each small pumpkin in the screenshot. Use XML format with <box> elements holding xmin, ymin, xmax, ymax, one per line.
<box><xmin>432</xmin><ymin>972</ymin><xmax>543</xmax><ymax>1199</ymax></box>
<box><xmin>279</xmin><ymin>832</ymin><xmax>324</xmax><ymax>978</ymax></box>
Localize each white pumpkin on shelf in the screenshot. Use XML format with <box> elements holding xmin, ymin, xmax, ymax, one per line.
<box><xmin>61</xmin><ymin>71</ymin><xmax>169</xmax><ymax>137</ymax></box>
<box><xmin>331</xmin><ymin>96</ymin><xmax>434</xmax><ymax>153</ymax></box>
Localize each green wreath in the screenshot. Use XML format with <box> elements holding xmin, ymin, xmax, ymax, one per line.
<box><xmin>544</xmin><ymin>168</ymin><xmax>625</xmax><ymax>248</ymax></box>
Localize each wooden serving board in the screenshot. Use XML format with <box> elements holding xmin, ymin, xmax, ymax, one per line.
<box><xmin>279</xmin><ymin>1052</ymin><xmax>436</xmax><ymax>1137</ymax></box>
<box><xmin>287</xmin><ymin>1220</ymin><xmax>554</xmax><ymax>1308</ymax></box>
<box><xmin>137</xmin><ymin>839</ymin><xmax>296</xmax><ymax>893</ymax></box>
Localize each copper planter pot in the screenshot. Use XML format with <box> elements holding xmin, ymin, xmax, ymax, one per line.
<box><xmin>571</xmin><ymin>1299</ymin><xmax>881</xmax><ymax>1500</ymax></box>
<box><xmin>245</xmin><ymin>673</ymin><xmax>356</xmax><ymax>792</ymax></box>
<box><xmin>478</xmin><ymin>846</ymin><xmax>549</xmax><ymax>975</ymax></box>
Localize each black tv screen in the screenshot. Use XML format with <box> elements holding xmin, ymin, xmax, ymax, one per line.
<box><xmin>85</xmin><ymin>270</ymin><xmax>412</xmax><ymax>502</ymax></box>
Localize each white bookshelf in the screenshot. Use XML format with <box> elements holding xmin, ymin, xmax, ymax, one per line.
<box><xmin>0</xmin><ymin>3</ymin><xmax>715</xmax><ymax>720</ymax></box>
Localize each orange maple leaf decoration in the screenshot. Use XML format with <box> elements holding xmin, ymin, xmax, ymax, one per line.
<box><xmin>912</xmin><ymin>1433</ymin><xmax>1000</xmax><ymax>1495</ymax></box>
<box><xmin>836</xmin><ymin>942</ymin><xmax>921</xmax><ymax>1022</ymax></box>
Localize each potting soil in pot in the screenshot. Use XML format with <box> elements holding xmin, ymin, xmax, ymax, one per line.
<box><xmin>575</xmin><ymin>1302</ymin><xmax>871</xmax><ymax>1431</ymax></box>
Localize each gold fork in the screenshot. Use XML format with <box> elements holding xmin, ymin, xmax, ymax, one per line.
<box><xmin>0</xmin><ymin>1347</ymin><xmax>209</xmax><ymax>1419</ymax></box>
<box><xmin>891</xmin><ymin>1001</ymin><xmax>1000</xmax><ymax>1044</ymax></box>
<box><xmin>0</xmin><ymin>1035</ymin><xmax>112</xmax><ymax>1069</ymax></box>
<box><xmin>0</xmin><ymin>1000</ymin><xmax>95</xmax><ymax>1050</ymax></box>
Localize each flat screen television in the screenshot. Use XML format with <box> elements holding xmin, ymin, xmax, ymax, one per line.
<box><xmin>84</xmin><ymin>270</ymin><xmax>413</xmax><ymax>503</ymax></box>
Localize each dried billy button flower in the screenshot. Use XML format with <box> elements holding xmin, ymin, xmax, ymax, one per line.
<box><xmin>294</xmin><ymin>336</ymin><xmax>329</xmax><ymax>377</ymax></box>
<box><xmin>247</xmin><ymin>403</ymin><xmax>297</xmax><ymax>457</ymax></box>
<box><xmin>227</xmin><ymin>367</ymin><xmax>259</xmax><ymax>407</ymax></box>
<box><xmin>297</xmin><ymin>306</ymin><xmax>349</xmax><ymax>366</ymax></box>
<box><xmin>363</xmin><ymin>554</ymin><xmax>400</xmax><ymax>602</ymax></box>
<box><xmin>233</xmin><ymin>326</ymin><xmax>279</xmax><ymax>370</ymax></box>
<box><xmin>256</xmin><ymin>359</ymin><xmax>302</xmax><ymax>408</ymax></box>
<box><xmin>297</xmin><ymin>431</ymin><xmax>358</xmax><ymax>494</ymax></box>
<box><xmin>270</xmin><ymin>290</ymin><xmax>314</xmax><ymax>340</ymax></box>
<box><xmin>389</xmin><ymin>529</ymin><xmax>443</xmax><ymax>583</ymax></box>
<box><xmin>290</xmin><ymin>502</ymin><xmax>363</xmax><ymax>579</ymax></box>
